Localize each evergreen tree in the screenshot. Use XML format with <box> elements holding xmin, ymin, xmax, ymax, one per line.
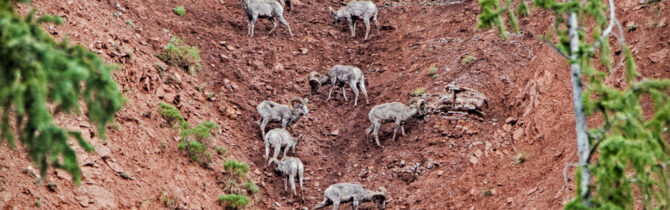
<box><xmin>478</xmin><ymin>0</ymin><xmax>670</xmax><ymax>208</ymax></box>
<box><xmin>0</xmin><ymin>0</ymin><xmax>124</xmax><ymax>184</ymax></box>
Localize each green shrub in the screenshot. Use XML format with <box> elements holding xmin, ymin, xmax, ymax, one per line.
<box><xmin>157</xmin><ymin>37</ymin><xmax>201</xmax><ymax>74</ymax></box>
<box><xmin>461</xmin><ymin>55</ymin><xmax>475</xmax><ymax>65</ymax></box>
<box><xmin>218</xmin><ymin>194</ymin><xmax>249</xmax><ymax>209</ymax></box>
<box><xmin>177</xmin><ymin>140</ymin><xmax>211</xmax><ymax>166</ymax></box>
<box><xmin>157</xmin><ymin>103</ymin><xmax>188</xmax><ymax>130</ymax></box>
<box><xmin>245</xmin><ymin>181</ymin><xmax>259</xmax><ymax>194</ymax></box>
<box><xmin>181</xmin><ymin>121</ymin><xmax>218</xmax><ymax>142</ymax></box>
<box><xmin>224</xmin><ymin>160</ymin><xmax>249</xmax><ymax>176</ymax></box>
<box><xmin>411</xmin><ymin>87</ymin><xmax>425</xmax><ymax>96</ymax></box>
<box><xmin>173</xmin><ymin>6</ymin><xmax>186</xmax><ymax>16</ymax></box>
<box><xmin>215</xmin><ymin>146</ymin><xmax>227</xmax><ymax>155</ymax></box>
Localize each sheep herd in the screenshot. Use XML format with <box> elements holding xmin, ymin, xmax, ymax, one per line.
<box><xmin>244</xmin><ymin>0</ymin><xmax>426</xmax><ymax>209</ymax></box>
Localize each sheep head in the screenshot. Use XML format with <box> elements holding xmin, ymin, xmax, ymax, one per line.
<box><xmin>328</xmin><ymin>7</ymin><xmax>339</xmax><ymax>24</ymax></box>
<box><xmin>308</xmin><ymin>72</ymin><xmax>324</xmax><ymax>94</ymax></box>
<box><xmin>289</xmin><ymin>97</ymin><xmax>309</xmax><ymax>116</ymax></box>
<box><xmin>296</xmin><ymin>134</ymin><xmax>303</xmax><ymax>143</ymax></box>
<box><xmin>372</xmin><ymin>187</ymin><xmax>387</xmax><ymax>209</ymax></box>
<box><xmin>268</xmin><ymin>157</ymin><xmax>280</xmax><ymax>167</ymax></box>
<box><xmin>408</xmin><ymin>98</ymin><xmax>427</xmax><ymax>117</ymax></box>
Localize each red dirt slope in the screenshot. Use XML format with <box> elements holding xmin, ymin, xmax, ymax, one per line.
<box><xmin>1</xmin><ymin>0</ymin><xmax>668</xmax><ymax>209</ymax></box>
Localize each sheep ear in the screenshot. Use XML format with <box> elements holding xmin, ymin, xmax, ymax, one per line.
<box><xmin>303</xmin><ymin>98</ymin><xmax>309</xmax><ymax>104</ymax></box>
<box><xmin>328</xmin><ymin>6</ymin><xmax>334</xmax><ymax>14</ymax></box>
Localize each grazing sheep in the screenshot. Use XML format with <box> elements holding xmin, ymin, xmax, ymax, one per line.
<box><xmin>313</xmin><ymin>183</ymin><xmax>387</xmax><ymax>210</ymax></box>
<box><xmin>239</xmin><ymin>0</ymin><xmax>293</xmax><ymax>37</ymax></box>
<box><xmin>264</xmin><ymin>128</ymin><xmax>302</xmax><ymax>161</ymax></box>
<box><xmin>308</xmin><ymin>65</ymin><xmax>369</xmax><ymax>107</ymax></box>
<box><xmin>328</xmin><ymin>1</ymin><xmax>379</xmax><ymax>40</ymax></box>
<box><xmin>365</xmin><ymin>98</ymin><xmax>426</xmax><ymax>147</ymax></box>
<box><xmin>269</xmin><ymin>157</ymin><xmax>304</xmax><ymax>196</ymax></box>
<box><xmin>256</xmin><ymin>97</ymin><xmax>309</xmax><ymax>138</ymax></box>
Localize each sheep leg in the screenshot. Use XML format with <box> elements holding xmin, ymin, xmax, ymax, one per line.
<box><xmin>332</xmin><ymin>201</ymin><xmax>340</xmax><ymax>210</ymax></box>
<box><xmin>264</xmin><ymin>141</ymin><xmax>270</xmax><ymax>160</ymax></box>
<box><xmin>342</xmin><ymin>87</ymin><xmax>349</xmax><ymax>101</ymax></box>
<box><xmin>350</xmin><ymin>81</ymin><xmax>359</xmax><ymax>107</ymax></box>
<box><xmin>281</xmin><ymin>119</ymin><xmax>288</xmax><ymax>128</ymax></box>
<box><xmin>268</xmin><ymin>17</ymin><xmax>278</xmax><ymax>35</ymax></box>
<box><xmin>313</xmin><ymin>197</ymin><xmax>331</xmax><ymax>210</ymax></box>
<box><xmin>359</xmin><ymin>79</ymin><xmax>369</xmax><ymax>105</ymax></box>
<box><xmin>260</xmin><ymin>118</ymin><xmax>269</xmax><ymax>138</ymax></box>
<box><xmin>250</xmin><ymin>16</ymin><xmax>258</xmax><ymax>37</ymax></box>
<box><xmin>289</xmin><ymin>174</ymin><xmax>297</xmax><ymax>195</ymax></box>
<box><xmin>373</xmin><ymin>123</ymin><xmax>382</xmax><ymax>147</ymax></box>
<box><xmin>347</xmin><ymin>17</ymin><xmax>355</xmax><ymax>37</ymax></box>
<box><xmin>278</xmin><ymin>16</ymin><xmax>293</xmax><ymax>36</ymax></box>
<box><xmin>401</xmin><ymin>125</ymin><xmax>406</xmax><ymax>136</ymax></box>
<box><xmin>298</xmin><ymin>165</ymin><xmax>304</xmax><ymax>196</ymax></box>
<box><xmin>352</xmin><ymin>199</ymin><xmax>360</xmax><ymax>210</ymax></box>
<box><xmin>373</xmin><ymin>11</ymin><xmax>380</xmax><ymax>28</ymax></box>
<box><xmin>284</xmin><ymin>176</ymin><xmax>288</xmax><ymax>192</ymax></box>
<box><xmin>392</xmin><ymin>122</ymin><xmax>400</xmax><ymax>141</ymax></box>
<box><xmin>273</xmin><ymin>145</ymin><xmax>281</xmax><ymax>160</ymax></box>
<box><xmin>327</xmin><ymin>79</ymin><xmax>336</xmax><ymax>100</ymax></box>
<box><xmin>283</xmin><ymin>145</ymin><xmax>290</xmax><ymax>157</ymax></box>
<box><xmin>363</xmin><ymin>17</ymin><xmax>371</xmax><ymax>40</ymax></box>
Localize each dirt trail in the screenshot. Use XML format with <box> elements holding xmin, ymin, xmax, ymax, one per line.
<box><xmin>1</xmin><ymin>0</ymin><xmax>669</xmax><ymax>209</ymax></box>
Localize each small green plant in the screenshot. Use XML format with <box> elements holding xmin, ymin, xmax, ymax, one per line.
<box><xmin>245</xmin><ymin>181</ymin><xmax>259</xmax><ymax>194</ymax></box>
<box><xmin>181</xmin><ymin>121</ymin><xmax>218</xmax><ymax>142</ymax></box>
<box><xmin>461</xmin><ymin>55</ymin><xmax>475</xmax><ymax>65</ymax></box>
<box><xmin>206</xmin><ymin>92</ymin><xmax>215</xmax><ymax>101</ymax></box>
<box><xmin>224</xmin><ymin>160</ymin><xmax>249</xmax><ymax>177</ymax></box>
<box><xmin>428</xmin><ymin>64</ymin><xmax>438</xmax><ymax>79</ymax></box>
<box><xmin>163</xmin><ymin>196</ymin><xmax>176</xmax><ymax>208</ymax></box>
<box><xmin>125</xmin><ymin>19</ymin><xmax>135</xmax><ymax>28</ymax></box>
<box><xmin>160</xmin><ymin>140</ymin><xmax>167</xmax><ymax>152</ymax></box>
<box><xmin>177</xmin><ymin>140</ymin><xmax>211</xmax><ymax>166</ymax></box>
<box><xmin>411</xmin><ymin>87</ymin><xmax>425</xmax><ymax>96</ymax></box>
<box><xmin>113</xmin><ymin>12</ymin><xmax>121</xmax><ymax>18</ymax></box>
<box><xmin>215</xmin><ymin>146</ymin><xmax>227</xmax><ymax>155</ymax></box>
<box><xmin>218</xmin><ymin>194</ymin><xmax>249</xmax><ymax>209</ymax></box>
<box><xmin>157</xmin><ymin>37</ymin><xmax>202</xmax><ymax>74</ymax></box>
<box><xmin>626</xmin><ymin>23</ymin><xmax>637</xmax><ymax>32</ymax></box>
<box><xmin>158</xmin><ymin>103</ymin><xmax>188</xmax><ymax>130</ymax></box>
<box><xmin>35</xmin><ymin>199</ymin><xmax>40</xmax><ymax>207</ymax></box>
<box><xmin>195</xmin><ymin>85</ymin><xmax>202</xmax><ymax>91</ymax></box>
<box><xmin>173</xmin><ymin>6</ymin><xmax>186</xmax><ymax>16</ymax></box>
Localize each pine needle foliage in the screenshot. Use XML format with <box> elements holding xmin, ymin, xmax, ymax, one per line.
<box><xmin>0</xmin><ymin>0</ymin><xmax>124</xmax><ymax>184</ymax></box>
<box><xmin>157</xmin><ymin>37</ymin><xmax>201</xmax><ymax>74</ymax></box>
<box><xmin>157</xmin><ymin>102</ymin><xmax>188</xmax><ymax>130</ymax></box>
<box><xmin>172</xmin><ymin>6</ymin><xmax>185</xmax><ymax>16</ymax></box>
<box><xmin>478</xmin><ymin>0</ymin><xmax>670</xmax><ymax>209</ymax></box>
<box><xmin>178</xmin><ymin>121</ymin><xmax>218</xmax><ymax>167</ymax></box>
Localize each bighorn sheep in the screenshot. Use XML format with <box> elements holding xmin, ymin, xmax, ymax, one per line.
<box><xmin>328</xmin><ymin>1</ymin><xmax>379</xmax><ymax>40</ymax></box>
<box><xmin>313</xmin><ymin>183</ymin><xmax>387</xmax><ymax>210</ymax></box>
<box><xmin>239</xmin><ymin>0</ymin><xmax>293</xmax><ymax>37</ymax></box>
<box><xmin>264</xmin><ymin>128</ymin><xmax>302</xmax><ymax>161</ymax></box>
<box><xmin>365</xmin><ymin>98</ymin><xmax>426</xmax><ymax>147</ymax></box>
<box><xmin>268</xmin><ymin>157</ymin><xmax>304</xmax><ymax>196</ymax></box>
<box><xmin>308</xmin><ymin>65</ymin><xmax>369</xmax><ymax>107</ymax></box>
<box><xmin>256</xmin><ymin>97</ymin><xmax>309</xmax><ymax>138</ymax></box>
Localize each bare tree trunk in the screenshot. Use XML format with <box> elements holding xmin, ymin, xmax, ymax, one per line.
<box><xmin>568</xmin><ymin>8</ymin><xmax>591</xmax><ymax>207</ymax></box>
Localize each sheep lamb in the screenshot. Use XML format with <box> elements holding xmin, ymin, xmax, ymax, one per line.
<box><xmin>239</xmin><ymin>0</ymin><xmax>293</xmax><ymax>37</ymax></box>
<box><xmin>313</xmin><ymin>183</ymin><xmax>387</xmax><ymax>210</ymax></box>
<box><xmin>328</xmin><ymin>1</ymin><xmax>379</xmax><ymax>40</ymax></box>
<box><xmin>365</xmin><ymin>98</ymin><xmax>426</xmax><ymax>147</ymax></box>
<box><xmin>264</xmin><ymin>128</ymin><xmax>302</xmax><ymax>161</ymax></box>
<box><xmin>269</xmin><ymin>157</ymin><xmax>304</xmax><ymax>196</ymax></box>
<box><xmin>309</xmin><ymin>65</ymin><xmax>369</xmax><ymax>107</ymax></box>
<box><xmin>256</xmin><ymin>97</ymin><xmax>309</xmax><ymax>138</ymax></box>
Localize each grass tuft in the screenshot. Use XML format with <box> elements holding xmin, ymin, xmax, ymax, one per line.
<box><xmin>173</xmin><ymin>6</ymin><xmax>186</xmax><ymax>16</ymax></box>
<box><xmin>157</xmin><ymin>37</ymin><xmax>201</xmax><ymax>74</ymax></box>
<box><xmin>218</xmin><ymin>194</ymin><xmax>249</xmax><ymax>209</ymax></box>
<box><xmin>461</xmin><ymin>55</ymin><xmax>475</xmax><ymax>65</ymax></box>
<box><xmin>224</xmin><ymin>160</ymin><xmax>249</xmax><ymax>177</ymax></box>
